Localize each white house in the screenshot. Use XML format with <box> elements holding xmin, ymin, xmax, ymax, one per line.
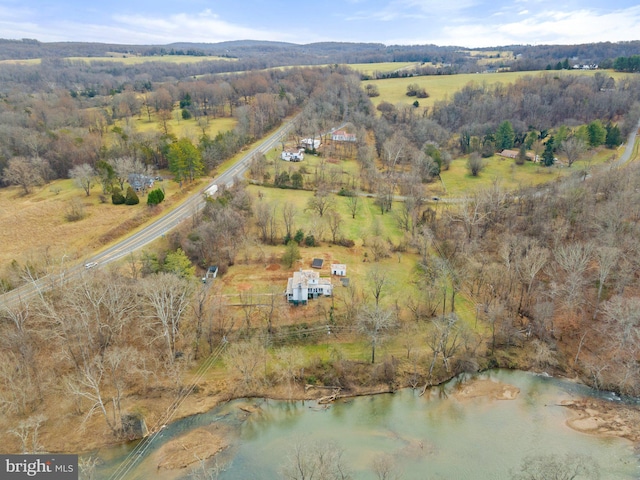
<box><xmin>281</xmin><ymin>148</ymin><xmax>305</xmax><ymax>162</ymax></box>
<box><xmin>286</xmin><ymin>270</ymin><xmax>332</xmax><ymax>305</ymax></box>
<box><xmin>331</xmin><ymin>264</ymin><xmax>346</xmax><ymax>276</ymax></box>
<box><xmin>301</xmin><ymin>138</ymin><xmax>321</xmax><ymax>150</ymax></box>
<box><xmin>331</xmin><ymin>130</ymin><xmax>356</xmax><ymax>142</ymax></box>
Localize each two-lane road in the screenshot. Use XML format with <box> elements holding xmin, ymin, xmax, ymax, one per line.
<box><xmin>0</xmin><ymin>117</ymin><xmax>296</xmax><ymax>308</ymax></box>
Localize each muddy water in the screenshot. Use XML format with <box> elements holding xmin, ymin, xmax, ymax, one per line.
<box><xmin>93</xmin><ymin>370</ymin><xmax>639</xmax><ymax>479</ymax></box>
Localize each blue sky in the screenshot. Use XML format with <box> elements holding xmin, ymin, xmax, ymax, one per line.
<box><xmin>1</xmin><ymin>0</ymin><xmax>639</xmax><ymax>47</ymax></box>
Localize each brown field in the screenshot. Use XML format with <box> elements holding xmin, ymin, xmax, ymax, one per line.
<box><xmin>0</xmin><ymin>176</ymin><xmax>201</xmax><ymax>280</ymax></box>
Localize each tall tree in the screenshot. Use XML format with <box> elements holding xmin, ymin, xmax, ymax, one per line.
<box><xmin>69</xmin><ymin>163</ymin><xmax>96</xmax><ymax>196</ymax></box>
<box><xmin>168</xmin><ymin>138</ymin><xmax>204</xmax><ymax>183</ymax></box>
<box><xmin>495</xmin><ymin>120</ymin><xmax>515</xmax><ymax>150</ymax></box>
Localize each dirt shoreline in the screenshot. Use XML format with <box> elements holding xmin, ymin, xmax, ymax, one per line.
<box><xmin>560</xmin><ymin>398</ymin><xmax>640</xmax><ymax>443</ymax></box>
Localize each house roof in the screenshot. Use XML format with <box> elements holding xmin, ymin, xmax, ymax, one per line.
<box><xmin>286</xmin><ymin>270</ymin><xmax>332</xmax><ymax>294</ymax></box>
<box><xmin>312</xmin><ymin>258</ymin><xmax>324</xmax><ymax>268</ymax></box>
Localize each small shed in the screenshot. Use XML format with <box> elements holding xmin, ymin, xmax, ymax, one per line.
<box><xmin>340</xmin><ymin>278</ymin><xmax>350</xmax><ymax>287</ymax></box>
<box><xmin>206</xmin><ymin>266</ymin><xmax>218</xmax><ymax>279</ymax></box>
<box><xmin>331</xmin><ymin>264</ymin><xmax>346</xmax><ymax>276</ymax></box>
<box><xmin>311</xmin><ymin>258</ymin><xmax>324</xmax><ymax>269</ymax></box>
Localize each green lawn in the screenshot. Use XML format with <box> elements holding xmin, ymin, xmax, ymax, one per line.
<box><xmin>437</xmin><ymin>147</ymin><xmax>618</xmax><ymax>197</ymax></box>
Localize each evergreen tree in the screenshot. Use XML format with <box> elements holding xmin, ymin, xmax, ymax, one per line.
<box><xmin>495</xmin><ymin>120</ymin><xmax>515</xmax><ymax>150</ymax></box>
<box><xmin>168</xmin><ymin>138</ymin><xmax>204</xmax><ymax>182</ymax></box>
<box><xmin>282</xmin><ymin>241</ymin><xmax>301</xmax><ymax>268</ymax></box>
<box><xmin>164</xmin><ymin>248</ymin><xmax>195</xmax><ymax>278</ymax></box>
<box><xmin>587</xmin><ymin>120</ymin><xmax>607</xmax><ymax>147</ymax></box>
<box><xmin>542</xmin><ymin>137</ymin><xmax>556</xmax><ymax>167</ymax></box>
<box><xmin>291</xmin><ymin>172</ymin><xmax>304</xmax><ymax>189</ymax></box>
<box><xmin>516</xmin><ymin>144</ymin><xmax>527</xmax><ymax>165</ymax></box>
<box><xmin>605</xmin><ymin>123</ymin><xmax>622</xmax><ymax>148</ymax></box>
<box><xmin>125</xmin><ymin>186</ymin><xmax>139</xmax><ymax>205</ymax></box>
<box><xmin>147</xmin><ymin>188</ymin><xmax>165</xmax><ymax>206</ymax></box>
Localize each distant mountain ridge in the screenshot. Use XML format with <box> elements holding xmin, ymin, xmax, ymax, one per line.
<box><xmin>1</xmin><ymin>38</ymin><xmax>639</xmax><ymax>72</ymax></box>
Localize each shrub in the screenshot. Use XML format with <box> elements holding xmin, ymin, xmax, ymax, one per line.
<box><xmin>65</xmin><ymin>198</ymin><xmax>86</xmax><ymax>222</ymax></box>
<box><xmin>147</xmin><ymin>188</ymin><xmax>165</xmax><ymax>206</ymax></box>
<box><xmin>112</xmin><ymin>189</ymin><xmax>125</xmax><ymax>205</ymax></box>
<box><xmin>336</xmin><ymin>238</ymin><xmax>355</xmax><ymax>248</ymax></box>
<box><xmin>125</xmin><ymin>186</ymin><xmax>139</xmax><ymax>205</ymax></box>
<box><xmin>304</xmin><ymin>234</ymin><xmax>316</xmax><ymax>247</ymax></box>
<box><xmin>294</xmin><ymin>229</ymin><xmax>305</xmax><ymax>244</ymax></box>
<box><xmin>466</xmin><ymin>153</ymin><xmax>486</xmax><ymax>176</ymax></box>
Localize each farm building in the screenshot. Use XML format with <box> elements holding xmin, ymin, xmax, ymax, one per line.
<box><xmin>331</xmin><ymin>130</ymin><xmax>356</xmax><ymax>142</ymax></box>
<box><xmin>281</xmin><ymin>148</ymin><xmax>305</xmax><ymax>162</ymax></box>
<box><xmin>286</xmin><ymin>270</ymin><xmax>333</xmax><ymax>305</ymax></box>
<box><xmin>497</xmin><ymin>149</ymin><xmax>538</xmax><ymax>162</ymax></box>
<box><xmin>301</xmin><ymin>138</ymin><xmax>321</xmax><ymax>150</ymax></box>
<box><xmin>331</xmin><ymin>264</ymin><xmax>346</xmax><ymax>276</ymax></box>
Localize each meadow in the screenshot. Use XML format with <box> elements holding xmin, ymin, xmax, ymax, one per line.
<box><xmin>124</xmin><ymin>110</ymin><xmax>237</xmax><ymax>139</ymax></box>
<box><xmin>364</xmin><ymin>69</ymin><xmax>632</xmax><ymax>111</ymax></box>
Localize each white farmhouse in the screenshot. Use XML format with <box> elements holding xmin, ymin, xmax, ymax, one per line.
<box><xmin>281</xmin><ymin>148</ymin><xmax>305</xmax><ymax>162</ymax></box>
<box><xmin>286</xmin><ymin>269</ymin><xmax>332</xmax><ymax>305</ymax></box>
<box><xmin>331</xmin><ymin>264</ymin><xmax>346</xmax><ymax>276</ymax></box>
<box><xmin>331</xmin><ymin>130</ymin><xmax>356</xmax><ymax>142</ymax></box>
<box><xmin>301</xmin><ymin>138</ymin><xmax>321</xmax><ymax>150</ymax></box>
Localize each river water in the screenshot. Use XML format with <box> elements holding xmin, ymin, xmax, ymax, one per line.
<box><xmin>94</xmin><ymin>370</ymin><xmax>639</xmax><ymax>479</ymax></box>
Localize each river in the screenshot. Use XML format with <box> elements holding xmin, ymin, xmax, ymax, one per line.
<box><xmin>93</xmin><ymin>370</ymin><xmax>639</xmax><ymax>479</ymax></box>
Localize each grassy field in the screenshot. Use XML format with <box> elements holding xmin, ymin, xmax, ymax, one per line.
<box><xmin>365</xmin><ymin>69</ymin><xmax>633</xmax><ymax>111</ymax></box>
<box><xmin>435</xmin><ymin>146</ymin><xmax>620</xmax><ymax>197</ymax></box>
<box><xmin>0</xmin><ymin>55</ymin><xmax>234</xmax><ymax>66</ymax></box>
<box><xmin>345</xmin><ymin>62</ymin><xmax>421</xmax><ymax>76</ymax></box>
<box><xmin>465</xmin><ymin>49</ymin><xmax>516</xmax><ymax>65</ymax></box>
<box><xmin>0</xmin><ymin>173</ymin><xmax>207</xmax><ymax>284</ymax></box>
<box><xmin>216</xmin><ymin>183</ymin><xmax>424</xmax><ymax>317</ymax></box>
<box><xmin>125</xmin><ymin>111</ymin><xmax>237</xmax><ymax>139</ymax></box>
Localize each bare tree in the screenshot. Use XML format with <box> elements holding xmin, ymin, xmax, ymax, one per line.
<box><xmin>3</xmin><ymin>157</ymin><xmax>43</xmax><ymax>194</ymax></box>
<box><xmin>9</xmin><ymin>414</ymin><xmax>47</xmax><ymax>453</ymax></box>
<box><xmin>345</xmin><ymin>195</ymin><xmax>360</xmax><ymax>219</ymax></box>
<box><xmin>326</xmin><ymin>209</ymin><xmax>343</xmax><ymax>244</ymax></box>
<box><xmin>282</xmin><ymin>201</ymin><xmax>298</xmax><ymax>240</ymax></box>
<box><xmin>511</xmin><ymin>453</ymin><xmax>600</xmax><ymax>480</ymax></box>
<box><xmin>223</xmin><ymin>338</ymin><xmax>265</xmax><ymax>390</ymax></box>
<box><xmin>281</xmin><ymin>439</ymin><xmax>352</xmax><ymax>480</ymax></box>
<box><xmin>306</xmin><ymin>187</ymin><xmax>334</xmax><ymax>217</ymax></box>
<box><xmin>369</xmin><ymin>266</ymin><xmax>389</xmax><ymax>307</ymax></box>
<box><xmin>141</xmin><ymin>273</ymin><xmax>194</xmax><ymax>363</ymax></box>
<box><xmin>357</xmin><ymin>305</ymin><xmax>396</xmax><ymax>364</ymax></box>
<box><xmin>69</xmin><ymin>163</ymin><xmax>96</xmax><ymax>196</ymax></box>
<box><xmin>560</xmin><ymin>136</ymin><xmax>587</xmax><ymax>168</ymax></box>
<box><xmin>593</xmin><ymin>245</ymin><xmax>619</xmax><ymax>320</ymax></box>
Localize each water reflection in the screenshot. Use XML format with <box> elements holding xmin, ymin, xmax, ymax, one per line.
<box><xmin>93</xmin><ymin>370</ymin><xmax>639</xmax><ymax>480</ymax></box>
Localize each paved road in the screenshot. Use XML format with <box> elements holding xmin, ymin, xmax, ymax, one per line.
<box><xmin>613</xmin><ymin>117</ymin><xmax>640</xmax><ymax>167</ymax></box>
<box><xmin>0</xmin><ymin>118</ymin><xmax>297</xmax><ymax>308</ymax></box>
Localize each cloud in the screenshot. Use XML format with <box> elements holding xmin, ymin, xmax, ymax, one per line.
<box><xmin>392</xmin><ymin>5</ymin><xmax>640</xmax><ymax>47</ymax></box>
<box><xmin>110</xmin><ymin>9</ymin><xmax>308</xmax><ymax>43</ymax></box>
<box><xmin>0</xmin><ymin>8</ymin><xmax>313</xmax><ymax>44</ymax></box>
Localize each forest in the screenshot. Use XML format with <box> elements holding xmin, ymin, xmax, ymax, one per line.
<box><xmin>0</xmin><ymin>46</ymin><xmax>640</xmax><ymax>478</ymax></box>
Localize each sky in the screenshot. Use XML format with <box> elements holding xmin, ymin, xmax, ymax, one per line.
<box><xmin>1</xmin><ymin>0</ymin><xmax>639</xmax><ymax>48</ymax></box>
